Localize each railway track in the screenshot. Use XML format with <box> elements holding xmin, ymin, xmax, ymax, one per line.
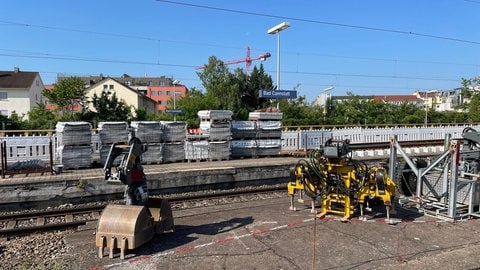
<box><xmin>0</xmin><ymin>205</ymin><xmax>105</xmax><ymax>238</ymax></box>
<box><xmin>0</xmin><ymin>185</ymin><xmax>285</xmax><ymax>239</ymax></box>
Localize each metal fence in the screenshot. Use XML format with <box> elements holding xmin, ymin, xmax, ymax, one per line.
<box><xmin>1</xmin><ymin>125</ymin><xmax>477</xmax><ymax>165</ymax></box>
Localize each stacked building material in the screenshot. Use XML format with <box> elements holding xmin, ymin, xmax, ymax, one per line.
<box><xmin>185</xmin><ymin>140</ymin><xmax>209</xmax><ymax>161</ymax></box>
<box><xmin>249</xmin><ymin>112</ymin><xmax>283</xmax><ymax>139</ymax></box>
<box><xmin>197</xmin><ymin>110</ymin><xmax>232</xmax><ymax>161</ymax></box>
<box><xmin>230</xmin><ymin>140</ymin><xmax>257</xmax><ymax>158</ymax></box>
<box><xmin>198</xmin><ymin>110</ymin><xmax>233</xmax><ymax>140</ymax></box>
<box><xmin>131</xmin><ymin>121</ymin><xmax>164</xmax><ymax>164</ymax></box>
<box><xmin>231</xmin><ymin>121</ymin><xmax>257</xmax><ymax>139</ymax></box>
<box><xmin>56</xmin><ymin>121</ymin><xmax>92</xmax><ymax>147</ymax></box>
<box><xmin>97</xmin><ymin>122</ymin><xmax>129</xmax><ymax>166</ymax></box>
<box><xmin>130</xmin><ymin>121</ymin><xmax>163</xmax><ymax>143</ymax></box>
<box><xmin>55</xmin><ymin>122</ymin><xmax>92</xmax><ymax>169</ymax></box>
<box><xmin>248</xmin><ymin>112</ymin><xmax>283</xmax><ymax>121</ymax></box>
<box><xmin>208</xmin><ymin>141</ymin><xmax>230</xmax><ymax>160</ymax></box>
<box><xmin>197</xmin><ymin>110</ymin><xmax>233</xmax><ymax>122</ymax></box>
<box><xmin>256</xmin><ymin>139</ymin><xmax>282</xmax><ymax>157</ymax></box>
<box><xmin>161</xmin><ymin>121</ymin><xmax>187</xmax><ymax>162</ymax></box>
<box><xmin>250</xmin><ymin>112</ymin><xmax>283</xmax><ymax>157</ymax></box>
<box><xmin>230</xmin><ymin>112</ymin><xmax>283</xmax><ymax>158</ymax></box>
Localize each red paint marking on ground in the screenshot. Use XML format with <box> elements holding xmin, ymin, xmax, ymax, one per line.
<box><xmin>129</xmin><ymin>255</ymin><xmax>152</xmax><ymax>263</ymax></box>
<box><xmin>349</xmin><ymin>219</ymin><xmax>362</xmax><ymax>223</ymax></box>
<box><xmin>287</xmin><ymin>220</ymin><xmax>304</xmax><ymax>226</ymax></box>
<box><xmin>215</xmin><ymin>237</ymin><xmax>234</xmax><ymax>244</ymax></box>
<box><xmin>252</xmin><ymin>228</ymin><xmax>271</xmax><ymax>236</ymax></box>
<box><xmin>175</xmin><ymin>246</ymin><xmax>195</xmax><ymax>253</ymax></box>
<box><xmin>87</xmin><ymin>266</ymin><xmax>105</xmax><ymax>270</ymax></box>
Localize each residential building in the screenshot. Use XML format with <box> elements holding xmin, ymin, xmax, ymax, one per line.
<box><xmin>84</xmin><ymin>78</ymin><xmax>157</xmax><ymax>117</ymax></box>
<box><xmin>57</xmin><ymin>73</ymin><xmax>172</xmax><ymax>87</ymax></box>
<box><xmin>315</xmin><ymin>90</ymin><xmax>467</xmax><ymax>113</ymax></box>
<box><xmin>0</xmin><ymin>67</ymin><xmax>45</xmax><ymax>119</ymax></box>
<box><xmin>147</xmin><ymin>84</ymin><xmax>188</xmax><ymax>111</ymax></box>
<box><xmin>57</xmin><ymin>74</ymin><xmax>188</xmax><ymax>112</ymax></box>
<box><xmin>373</xmin><ymin>95</ymin><xmax>422</xmax><ymax>106</ymax></box>
<box><xmin>43</xmin><ymin>84</ymin><xmax>83</xmax><ymax>113</ymax></box>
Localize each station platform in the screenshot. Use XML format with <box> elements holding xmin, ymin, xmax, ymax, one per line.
<box><xmin>65</xmin><ymin>196</ymin><xmax>480</xmax><ymax>270</ymax></box>
<box><xmin>0</xmin><ymin>157</ymin><xmax>300</xmax><ymax>210</ymax></box>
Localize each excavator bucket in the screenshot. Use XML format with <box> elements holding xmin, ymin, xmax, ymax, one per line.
<box><xmin>96</xmin><ymin>204</ymin><xmax>155</xmax><ymax>259</ymax></box>
<box><xmin>147</xmin><ymin>198</ymin><xmax>175</xmax><ymax>234</ymax></box>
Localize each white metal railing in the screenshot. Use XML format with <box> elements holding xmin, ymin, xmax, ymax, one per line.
<box><xmin>1</xmin><ymin>125</ymin><xmax>478</xmax><ymax>165</ymax></box>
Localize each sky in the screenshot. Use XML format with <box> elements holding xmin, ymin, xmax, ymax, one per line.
<box><xmin>1</xmin><ymin>0</ymin><xmax>479</xmax><ymax>102</ymax></box>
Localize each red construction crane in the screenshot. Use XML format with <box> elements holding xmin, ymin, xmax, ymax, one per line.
<box><xmin>196</xmin><ymin>46</ymin><xmax>271</xmax><ymax>76</ymax></box>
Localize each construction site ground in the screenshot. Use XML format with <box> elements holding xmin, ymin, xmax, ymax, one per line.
<box><xmin>64</xmin><ymin>195</ymin><xmax>480</xmax><ymax>270</ymax></box>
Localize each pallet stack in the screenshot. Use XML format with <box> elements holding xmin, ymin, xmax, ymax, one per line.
<box><xmin>230</xmin><ymin>112</ymin><xmax>283</xmax><ymax>158</ymax></box>
<box><xmin>97</xmin><ymin>121</ymin><xmax>129</xmax><ymax>166</ymax></box>
<box><xmin>197</xmin><ymin>110</ymin><xmax>232</xmax><ymax>161</ymax></box>
<box><xmin>130</xmin><ymin>121</ymin><xmax>163</xmax><ymax>164</ymax></box>
<box><xmin>161</xmin><ymin>121</ymin><xmax>187</xmax><ymax>163</ymax></box>
<box><xmin>249</xmin><ymin>112</ymin><xmax>283</xmax><ymax>157</ymax></box>
<box><xmin>55</xmin><ymin>121</ymin><xmax>92</xmax><ymax>169</ymax></box>
<box><xmin>230</xmin><ymin>121</ymin><xmax>257</xmax><ymax>158</ymax></box>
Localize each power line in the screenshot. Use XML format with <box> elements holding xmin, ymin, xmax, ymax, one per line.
<box><xmin>156</xmin><ymin>0</ymin><xmax>480</xmax><ymax>45</ymax></box>
<box><xmin>0</xmin><ymin>50</ymin><xmax>461</xmax><ymax>84</ymax></box>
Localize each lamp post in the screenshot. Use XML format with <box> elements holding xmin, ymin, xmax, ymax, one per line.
<box><xmin>323</xmin><ymin>87</ymin><xmax>334</xmax><ymax>122</ymax></box>
<box><xmin>172</xmin><ymin>79</ymin><xmax>180</xmax><ymax>121</ymax></box>
<box><xmin>268</xmin><ymin>21</ymin><xmax>290</xmax><ymax>109</ymax></box>
<box><xmin>414</xmin><ymin>90</ymin><xmax>437</xmax><ymax>126</ymax></box>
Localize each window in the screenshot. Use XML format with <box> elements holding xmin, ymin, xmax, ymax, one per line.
<box><xmin>166</xmin><ymin>91</ymin><xmax>171</xmax><ymax>96</ymax></box>
<box><xmin>0</xmin><ymin>92</ymin><xmax>7</xmax><ymax>99</ymax></box>
<box><xmin>103</xmin><ymin>84</ymin><xmax>108</xmax><ymax>90</ymax></box>
<box><xmin>109</xmin><ymin>85</ymin><xmax>114</xmax><ymax>90</ymax></box>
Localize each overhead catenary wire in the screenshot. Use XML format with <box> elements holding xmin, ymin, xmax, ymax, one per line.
<box><xmin>157</xmin><ymin>0</ymin><xmax>480</xmax><ymax>45</ymax></box>
<box><xmin>1</xmin><ymin>2</ymin><xmax>477</xmax><ymax>92</ymax></box>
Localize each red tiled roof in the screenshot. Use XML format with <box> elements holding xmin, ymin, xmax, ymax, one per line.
<box><xmin>0</xmin><ymin>70</ymin><xmax>39</xmax><ymax>88</ymax></box>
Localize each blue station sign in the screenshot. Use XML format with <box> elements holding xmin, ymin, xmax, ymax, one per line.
<box><xmin>259</xmin><ymin>89</ymin><xmax>297</xmax><ymax>99</ymax></box>
<box><xmin>165</xmin><ymin>109</ymin><xmax>186</xmax><ymax>115</ymax></box>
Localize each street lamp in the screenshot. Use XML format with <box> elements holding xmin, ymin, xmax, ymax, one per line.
<box><xmin>323</xmin><ymin>87</ymin><xmax>334</xmax><ymax>122</ymax></box>
<box><xmin>268</xmin><ymin>21</ymin><xmax>290</xmax><ymax>109</ymax></box>
<box><xmin>172</xmin><ymin>79</ymin><xmax>180</xmax><ymax>121</ymax></box>
<box><xmin>414</xmin><ymin>90</ymin><xmax>437</xmax><ymax>126</ymax></box>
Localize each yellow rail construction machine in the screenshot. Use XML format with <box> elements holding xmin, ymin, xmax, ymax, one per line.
<box><xmin>96</xmin><ymin>138</ymin><xmax>174</xmax><ymax>259</ymax></box>
<box><xmin>288</xmin><ymin>139</ymin><xmax>395</xmax><ymax>222</ymax></box>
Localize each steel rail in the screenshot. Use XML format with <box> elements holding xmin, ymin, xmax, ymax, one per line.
<box><xmin>0</xmin><ymin>185</ymin><xmax>286</xmax><ymax>239</ymax></box>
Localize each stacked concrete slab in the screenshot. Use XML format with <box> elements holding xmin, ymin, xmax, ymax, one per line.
<box><xmin>230</xmin><ymin>112</ymin><xmax>283</xmax><ymax>158</ymax></box>
<box><xmin>98</xmin><ymin>121</ymin><xmax>129</xmax><ymax>166</ymax></box>
<box><xmin>185</xmin><ymin>140</ymin><xmax>209</xmax><ymax>160</ymax></box>
<box><xmin>161</xmin><ymin>121</ymin><xmax>187</xmax><ymax>163</ymax></box>
<box><xmin>249</xmin><ymin>112</ymin><xmax>282</xmax><ymax>157</ymax></box>
<box><xmin>131</xmin><ymin>121</ymin><xmax>163</xmax><ymax>164</ymax></box>
<box><xmin>197</xmin><ymin>110</ymin><xmax>232</xmax><ymax>161</ymax></box>
<box><xmin>55</xmin><ymin>122</ymin><xmax>92</xmax><ymax>169</ymax></box>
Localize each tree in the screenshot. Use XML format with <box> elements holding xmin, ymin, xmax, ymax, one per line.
<box><xmin>170</xmin><ymin>88</ymin><xmax>215</xmax><ymax>127</ymax></box>
<box><xmin>89</xmin><ymin>91</ymin><xmax>132</xmax><ymax>122</ymax></box>
<box><xmin>42</xmin><ymin>77</ymin><xmax>86</xmax><ymax>119</ymax></box>
<box><xmin>27</xmin><ymin>103</ymin><xmax>56</xmax><ymax>129</ymax></box>
<box><xmin>196</xmin><ymin>56</ymin><xmax>274</xmax><ymax>121</ymax></box>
